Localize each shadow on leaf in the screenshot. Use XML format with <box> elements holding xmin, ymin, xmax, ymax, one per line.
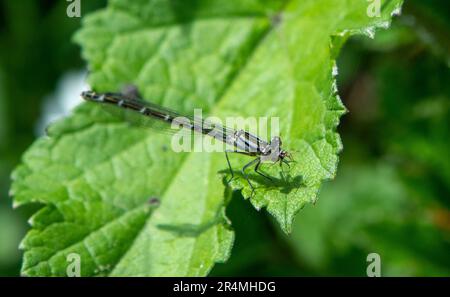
<box><xmin>156</xmin><ymin>208</ymin><xmax>225</xmax><ymax>237</ymax></box>
<box><xmin>219</xmin><ymin>167</ymin><xmax>305</xmax><ymax>195</ymax></box>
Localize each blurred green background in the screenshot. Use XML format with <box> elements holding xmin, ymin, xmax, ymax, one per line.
<box><xmin>0</xmin><ymin>0</ymin><xmax>449</xmax><ymax>276</ymax></box>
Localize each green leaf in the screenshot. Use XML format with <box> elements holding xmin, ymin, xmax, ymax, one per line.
<box><xmin>11</xmin><ymin>0</ymin><xmax>403</xmax><ymax>276</ymax></box>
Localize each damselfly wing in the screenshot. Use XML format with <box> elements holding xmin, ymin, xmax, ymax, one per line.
<box><xmin>81</xmin><ymin>89</ymin><xmax>293</xmax><ymax>195</ymax></box>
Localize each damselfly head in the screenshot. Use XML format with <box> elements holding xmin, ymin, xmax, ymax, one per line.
<box><xmin>280</xmin><ymin>149</ymin><xmax>294</xmax><ymax>162</ymax></box>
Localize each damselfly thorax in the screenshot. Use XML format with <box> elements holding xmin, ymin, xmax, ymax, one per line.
<box><xmin>81</xmin><ymin>89</ymin><xmax>294</xmax><ymax>194</ymax></box>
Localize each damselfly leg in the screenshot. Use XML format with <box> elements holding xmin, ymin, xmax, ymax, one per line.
<box><xmin>224</xmin><ymin>150</ymin><xmax>236</xmax><ymax>183</ymax></box>
<box><xmin>225</xmin><ymin>150</ymin><xmax>273</xmax><ymax>196</ymax></box>
<box><xmin>242</xmin><ymin>157</ymin><xmax>260</xmax><ymax>195</ymax></box>
<box><xmin>225</xmin><ymin>150</ymin><xmax>255</xmax><ymax>183</ymax></box>
<box><xmin>254</xmin><ymin>159</ymin><xmax>273</xmax><ymax>181</ymax></box>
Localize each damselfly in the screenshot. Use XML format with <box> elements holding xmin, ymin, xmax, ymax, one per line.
<box><xmin>81</xmin><ymin>89</ymin><xmax>294</xmax><ymax>195</ymax></box>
